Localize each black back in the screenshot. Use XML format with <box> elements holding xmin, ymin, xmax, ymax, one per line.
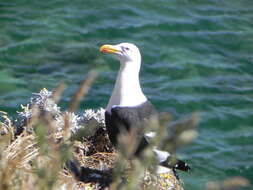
<box><xmin>105</xmin><ymin>101</ymin><xmax>158</xmax><ymax>156</ymax></box>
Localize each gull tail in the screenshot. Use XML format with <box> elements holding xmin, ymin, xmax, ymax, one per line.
<box><xmin>161</xmin><ymin>158</ymin><xmax>191</xmax><ymax>172</ymax></box>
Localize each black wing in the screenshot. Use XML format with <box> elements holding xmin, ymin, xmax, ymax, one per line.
<box><xmin>105</xmin><ymin>101</ymin><xmax>158</xmax><ymax>155</ymax></box>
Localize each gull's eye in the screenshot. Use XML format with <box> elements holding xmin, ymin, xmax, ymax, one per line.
<box><xmin>121</xmin><ymin>46</ymin><xmax>130</xmax><ymax>52</ymax></box>
<box><xmin>121</xmin><ymin>46</ymin><xmax>129</xmax><ymax>51</ymax></box>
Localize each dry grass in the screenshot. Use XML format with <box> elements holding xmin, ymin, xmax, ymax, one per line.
<box><xmin>0</xmin><ymin>74</ymin><xmax>250</xmax><ymax>190</ymax></box>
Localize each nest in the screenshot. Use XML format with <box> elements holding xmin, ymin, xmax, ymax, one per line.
<box><xmin>69</xmin><ymin>127</ymin><xmax>183</xmax><ymax>190</ymax></box>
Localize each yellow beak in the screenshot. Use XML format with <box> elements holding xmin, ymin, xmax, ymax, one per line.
<box><xmin>99</xmin><ymin>44</ymin><xmax>120</xmax><ymax>54</ymax></box>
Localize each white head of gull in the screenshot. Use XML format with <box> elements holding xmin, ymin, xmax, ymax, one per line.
<box><xmin>100</xmin><ymin>43</ymin><xmax>147</xmax><ymax>113</ymax></box>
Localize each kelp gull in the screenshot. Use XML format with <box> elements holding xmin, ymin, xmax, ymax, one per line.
<box><xmin>100</xmin><ymin>43</ymin><xmax>190</xmax><ymax>174</ymax></box>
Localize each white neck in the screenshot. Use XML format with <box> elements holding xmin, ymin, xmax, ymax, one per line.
<box><xmin>106</xmin><ymin>60</ymin><xmax>147</xmax><ymax>112</ymax></box>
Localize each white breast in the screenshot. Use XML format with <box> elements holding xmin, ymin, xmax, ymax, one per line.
<box><xmin>106</xmin><ymin>60</ymin><xmax>147</xmax><ymax>113</ymax></box>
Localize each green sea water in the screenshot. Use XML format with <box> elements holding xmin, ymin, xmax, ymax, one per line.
<box><xmin>0</xmin><ymin>0</ymin><xmax>253</xmax><ymax>189</ymax></box>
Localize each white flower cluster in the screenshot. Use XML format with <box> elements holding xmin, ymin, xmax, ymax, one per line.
<box><xmin>72</xmin><ymin>108</ymin><xmax>105</xmax><ymax>134</ymax></box>
<box><xmin>16</xmin><ymin>88</ymin><xmax>105</xmax><ymax>137</ymax></box>
<box><xmin>31</xmin><ymin>88</ymin><xmax>61</xmax><ymax>114</ymax></box>
<box><xmin>79</xmin><ymin>108</ymin><xmax>105</xmax><ymax>125</ymax></box>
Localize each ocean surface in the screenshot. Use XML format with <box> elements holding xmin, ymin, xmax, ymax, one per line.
<box><xmin>0</xmin><ymin>0</ymin><xmax>252</xmax><ymax>189</ymax></box>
